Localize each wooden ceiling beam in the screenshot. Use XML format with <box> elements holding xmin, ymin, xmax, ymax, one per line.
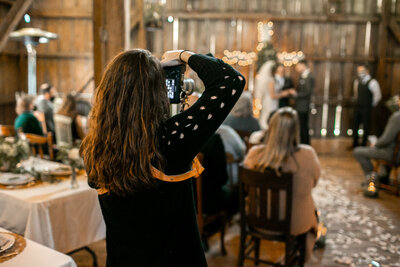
<box><xmin>0</xmin><ymin>0</ymin><xmax>33</xmax><ymax>53</ymax></box>
<box><xmin>0</xmin><ymin>0</ymin><xmax>14</xmax><ymax>5</ymax></box>
<box><xmin>28</xmin><ymin>10</ymin><xmax>92</xmax><ymax>19</ymax></box>
<box><xmin>389</xmin><ymin>18</ymin><xmax>400</xmax><ymax>44</ymax></box>
<box><xmin>166</xmin><ymin>11</ymin><xmax>381</xmax><ymax>23</ymax></box>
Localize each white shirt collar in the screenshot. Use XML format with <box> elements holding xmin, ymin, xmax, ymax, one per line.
<box><xmin>301</xmin><ymin>68</ymin><xmax>310</xmax><ymax>79</ymax></box>
<box><xmin>361</xmin><ymin>74</ymin><xmax>372</xmax><ymax>83</ymax></box>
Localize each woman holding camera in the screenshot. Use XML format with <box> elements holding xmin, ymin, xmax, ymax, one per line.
<box><xmin>80</xmin><ymin>49</ymin><xmax>245</xmax><ymax>266</ymax></box>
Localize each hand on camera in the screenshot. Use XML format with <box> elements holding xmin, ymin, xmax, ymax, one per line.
<box><xmin>161</xmin><ymin>50</ymin><xmax>193</xmax><ymax>65</ymax></box>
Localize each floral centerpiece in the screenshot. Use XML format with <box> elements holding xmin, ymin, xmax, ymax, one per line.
<box><xmin>0</xmin><ymin>137</ymin><xmax>30</xmax><ymax>172</ymax></box>
<box><xmin>57</xmin><ymin>144</ymin><xmax>84</xmax><ymax>189</ymax></box>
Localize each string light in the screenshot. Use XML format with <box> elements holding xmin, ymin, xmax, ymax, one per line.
<box><xmin>222</xmin><ymin>50</ymin><xmax>257</xmax><ymax>67</ymax></box>
<box><xmin>278</xmin><ymin>50</ymin><xmax>305</xmax><ymax>66</ymax></box>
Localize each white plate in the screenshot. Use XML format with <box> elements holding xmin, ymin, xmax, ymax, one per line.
<box><xmin>0</xmin><ymin>233</ymin><xmax>15</xmax><ymax>253</ymax></box>
<box><xmin>20</xmin><ymin>157</ymin><xmax>71</xmax><ymax>175</ymax></box>
<box><xmin>0</xmin><ymin>173</ymin><xmax>34</xmax><ymax>186</ymax></box>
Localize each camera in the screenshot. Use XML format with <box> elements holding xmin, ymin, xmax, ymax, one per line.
<box><xmin>164</xmin><ymin>64</ymin><xmax>195</xmax><ymax>115</ymax></box>
<box><xmin>164</xmin><ymin>64</ymin><xmax>186</xmax><ymax>104</ymax></box>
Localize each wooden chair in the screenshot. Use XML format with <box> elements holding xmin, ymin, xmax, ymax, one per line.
<box><xmin>22</xmin><ymin>132</ymin><xmax>54</xmax><ymax>160</ymax></box>
<box><xmin>226</xmin><ymin>152</ymin><xmax>242</xmax><ymax>187</ymax></box>
<box><xmin>237</xmin><ymin>166</ymin><xmax>306</xmax><ymax>267</ymax></box>
<box><xmin>54</xmin><ymin>114</ymin><xmax>73</xmax><ymax>146</ymax></box>
<box><xmin>195</xmin><ymin>153</ymin><xmax>227</xmax><ymax>255</ymax></box>
<box><xmin>76</xmin><ymin>115</ymin><xmax>89</xmax><ymax>139</ymax></box>
<box><xmin>234</xmin><ymin>129</ymin><xmax>253</xmax><ymax>152</ymax></box>
<box><xmin>0</xmin><ymin>125</ymin><xmax>16</xmax><ymax>137</ymax></box>
<box><xmin>33</xmin><ymin>111</ymin><xmax>47</xmax><ymax>133</ymax></box>
<box><xmin>372</xmin><ymin>132</ymin><xmax>400</xmax><ymax>196</ymax></box>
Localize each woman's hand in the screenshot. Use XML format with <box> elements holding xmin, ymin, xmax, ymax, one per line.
<box><xmin>161</xmin><ymin>50</ymin><xmax>194</xmax><ymax>64</ymax></box>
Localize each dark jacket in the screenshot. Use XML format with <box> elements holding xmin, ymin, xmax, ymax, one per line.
<box><xmin>295</xmin><ymin>72</ymin><xmax>314</xmax><ymax>113</ymax></box>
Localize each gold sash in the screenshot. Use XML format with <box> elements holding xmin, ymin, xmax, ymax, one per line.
<box><xmin>97</xmin><ymin>157</ymin><xmax>204</xmax><ymax>194</ymax></box>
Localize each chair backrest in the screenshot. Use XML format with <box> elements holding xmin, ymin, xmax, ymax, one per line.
<box><xmin>239</xmin><ymin>166</ymin><xmax>293</xmax><ymax>234</ymax></box>
<box><xmin>392</xmin><ymin>131</ymin><xmax>400</xmax><ymax>165</ymax></box>
<box><xmin>23</xmin><ymin>132</ymin><xmax>54</xmax><ymax>160</ymax></box>
<box><xmin>234</xmin><ymin>129</ymin><xmax>252</xmax><ymax>141</ymax></box>
<box><xmin>54</xmin><ymin>114</ymin><xmax>73</xmax><ymax>146</ymax></box>
<box><xmin>0</xmin><ymin>125</ymin><xmax>16</xmax><ymax>137</ymax></box>
<box><xmin>234</xmin><ymin>129</ymin><xmax>252</xmax><ymax>151</ymax></box>
<box><xmin>75</xmin><ymin>115</ymin><xmax>89</xmax><ymax>139</ymax></box>
<box><xmin>33</xmin><ymin>111</ymin><xmax>47</xmax><ymax>133</ymax></box>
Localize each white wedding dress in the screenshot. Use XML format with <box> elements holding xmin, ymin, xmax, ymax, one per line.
<box><xmin>254</xmin><ymin>61</ymin><xmax>279</xmax><ymax>129</ymax></box>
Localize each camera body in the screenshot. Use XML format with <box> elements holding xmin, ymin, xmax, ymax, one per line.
<box><xmin>164</xmin><ymin>64</ymin><xmax>195</xmax><ymax>115</ymax></box>
<box><xmin>164</xmin><ymin>64</ymin><xmax>186</xmax><ymax>104</ymax></box>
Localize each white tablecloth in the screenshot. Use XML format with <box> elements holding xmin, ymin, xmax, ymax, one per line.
<box><xmin>0</xmin><ymin>176</ymin><xmax>105</xmax><ymax>253</ymax></box>
<box><xmin>0</xmin><ymin>227</ymin><xmax>77</xmax><ymax>267</ymax></box>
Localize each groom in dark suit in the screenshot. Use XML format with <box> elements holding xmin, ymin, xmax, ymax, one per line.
<box><xmin>295</xmin><ymin>60</ymin><xmax>314</xmax><ymax>145</ymax></box>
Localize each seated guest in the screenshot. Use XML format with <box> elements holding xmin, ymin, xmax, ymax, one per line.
<box><xmin>223</xmin><ymin>91</ymin><xmax>260</xmax><ymax>133</ymax></box>
<box><xmin>353</xmin><ymin>100</ymin><xmax>400</xmax><ymax>184</ymax></box>
<box><xmin>56</xmin><ymin>93</ymin><xmax>81</xmax><ymax>140</ymax></box>
<box><xmin>216</xmin><ymin>124</ymin><xmax>246</xmax><ymax>160</ymax></box>
<box><xmin>14</xmin><ymin>95</ymin><xmax>43</xmax><ymax>135</ymax></box>
<box><xmin>36</xmin><ymin>83</ymin><xmax>57</xmax><ymax>134</ymax></box>
<box><xmin>244</xmin><ymin>107</ymin><xmax>320</xmax><ymax>261</ymax></box>
<box><xmin>200</xmin><ymin>133</ymin><xmax>238</xmax><ymax>217</ymax></box>
<box><xmin>216</xmin><ymin>124</ymin><xmax>246</xmax><ymax>185</ymax></box>
<box><xmin>249</xmin><ymin>110</ymin><xmax>277</xmax><ymax>145</ymax></box>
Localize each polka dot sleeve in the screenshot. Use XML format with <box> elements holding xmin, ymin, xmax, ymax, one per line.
<box><xmin>159</xmin><ymin>54</ymin><xmax>246</xmax><ymax>173</ymax></box>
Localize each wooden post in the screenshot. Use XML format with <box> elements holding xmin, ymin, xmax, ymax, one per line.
<box><xmin>376</xmin><ymin>0</ymin><xmax>390</xmax><ymax>95</ymax></box>
<box><xmin>134</xmin><ymin>0</ymin><xmax>146</xmax><ymax>48</ymax></box>
<box><xmin>93</xmin><ymin>0</ymin><xmax>130</xmax><ymax>87</ymax></box>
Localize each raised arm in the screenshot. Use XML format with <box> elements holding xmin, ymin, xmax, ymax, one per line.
<box><xmin>160</xmin><ymin>52</ymin><xmax>246</xmax><ymax>171</ymax></box>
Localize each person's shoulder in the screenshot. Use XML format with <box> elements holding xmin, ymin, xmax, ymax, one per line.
<box><xmin>248</xmin><ymin>144</ymin><xmax>265</xmax><ymax>155</ymax></box>
<box><xmin>297</xmin><ymin>144</ymin><xmax>317</xmax><ymax>156</ymax></box>
<box><xmin>391</xmin><ymin>111</ymin><xmax>400</xmax><ymax>121</ymax></box>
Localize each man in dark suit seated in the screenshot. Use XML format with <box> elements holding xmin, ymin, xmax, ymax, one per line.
<box><xmin>353</xmin><ymin>100</ymin><xmax>400</xmax><ymax>184</ymax></box>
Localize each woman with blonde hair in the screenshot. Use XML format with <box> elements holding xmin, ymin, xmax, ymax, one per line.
<box><xmin>244</xmin><ymin>107</ymin><xmax>320</xmax><ymax>261</ymax></box>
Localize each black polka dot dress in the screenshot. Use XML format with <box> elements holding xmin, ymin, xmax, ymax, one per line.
<box><xmin>97</xmin><ymin>54</ymin><xmax>245</xmax><ymax>267</ymax></box>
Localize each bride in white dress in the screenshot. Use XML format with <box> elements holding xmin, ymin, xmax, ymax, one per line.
<box><xmin>254</xmin><ymin>61</ymin><xmax>294</xmax><ymax>129</ymax></box>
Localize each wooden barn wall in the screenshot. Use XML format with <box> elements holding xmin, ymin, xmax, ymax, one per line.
<box><xmin>0</xmin><ymin>0</ymin><xmax>93</xmax><ymax>125</ymax></box>
<box><xmin>0</xmin><ymin>3</ymin><xmax>22</xmax><ymax>125</ymax></box>
<box><xmin>152</xmin><ymin>0</ymin><xmax>400</xmax><ymax>137</ymax></box>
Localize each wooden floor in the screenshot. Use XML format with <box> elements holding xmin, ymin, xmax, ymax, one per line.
<box><xmin>71</xmin><ymin>138</ymin><xmax>400</xmax><ymax>267</ymax></box>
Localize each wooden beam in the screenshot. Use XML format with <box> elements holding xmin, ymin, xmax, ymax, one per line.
<box><xmin>389</xmin><ymin>18</ymin><xmax>400</xmax><ymax>44</ymax></box>
<box><xmin>28</xmin><ymin>10</ymin><xmax>92</xmax><ymax>20</ymax></box>
<box><xmin>3</xmin><ymin>51</ymin><xmax>92</xmax><ymax>59</ymax></box>
<box><xmin>166</xmin><ymin>11</ymin><xmax>381</xmax><ymax>23</ymax></box>
<box><xmin>0</xmin><ymin>0</ymin><xmax>14</xmax><ymax>5</ymax></box>
<box><xmin>93</xmin><ymin>0</ymin><xmax>130</xmax><ymax>87</ymax></box>
<box><xmin>131</xmin><ymin>0</ymin><xmax>146</xmax><ymax>48</ymax></box>
<box><xmin>0</xmin><ymin>0</ymin><xmax>33</xmax><ymax>53</ymax></box>
<box><xmin>0</xmin><ymin>95</ymin><xmax>15</xmax><ymax>105</ymax></box>
<box><xmin>377</xmin><ymin>0</ymin><xmax>390</xmax><ymax>92</ymax></box>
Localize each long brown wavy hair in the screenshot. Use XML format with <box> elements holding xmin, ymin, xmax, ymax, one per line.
<box><xmin>80</xmin><ymin>49</ymin><xmax>169</xmax><ymax>195</ymax></box>
<box><xmin>57</xmin><ymin>93</ymin><xmax>77</xmax><ymax>119</ymax></box>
